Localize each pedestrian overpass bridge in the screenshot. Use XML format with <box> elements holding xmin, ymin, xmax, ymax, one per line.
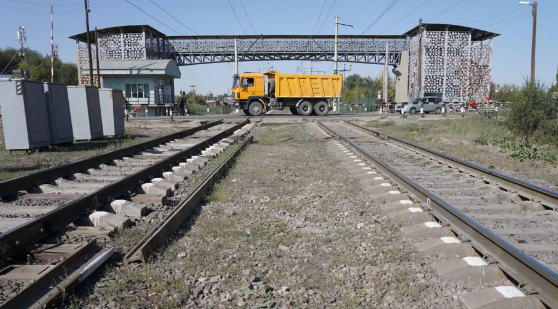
<box><xmin>70</xmin><ymin>24</ymin><xmax>498</xmax><ymax>103</ymax></box>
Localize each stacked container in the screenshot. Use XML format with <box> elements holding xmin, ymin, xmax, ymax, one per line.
<box><xmin>67</xmin><ymin>86</ymin><xmax>103</xmax><ymax>140</ymax></box>
<box><xmin>44</xmin><ymin>83</ymin><xmax>74</xmax><ymax>144</ymax></box>
<box><xmin>0</xmin><ymin>80</ymin><xmax>51</xmax><ymax>150</ymax></box>
<box><xmin>99</xmin><ymin>88</ymin><xmax>125</xmax><ymax>136</ymax></box>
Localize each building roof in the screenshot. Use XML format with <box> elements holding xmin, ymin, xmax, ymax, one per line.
<box><xmin>403</xmin><ymin>23</ymin><xmax>499</xmax><ymax>41</ymax></box>
<box><xmin>82</xmin><ymin>59</ymin><xmax>180</xmax><ymax>78</ymax></box>
<box><xmin>69</xmin><ymin>25</ymin><xmax>165</xmax><ymax>42</ymax></box>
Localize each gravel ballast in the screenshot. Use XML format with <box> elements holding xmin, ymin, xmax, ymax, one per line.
<box><xmin>62</xmin><ymin>123</ymin><xmax>463</xmax><ymax>308</ymax></box>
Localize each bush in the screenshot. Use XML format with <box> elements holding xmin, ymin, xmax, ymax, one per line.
<box><xmin>473</xmin><ymin>135</ymin><xmax>558</xmax><ymax>163</ymax></box>
<box><xmin>504</xmin><ymin>81</ymin><xmax>558</xmax><ymax>145</ymax></box>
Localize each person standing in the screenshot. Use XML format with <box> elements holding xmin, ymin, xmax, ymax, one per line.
<box><xmin>178</xmin><ymin>95</ymin><xmax>186</xmax><ymax>116</ymax></box>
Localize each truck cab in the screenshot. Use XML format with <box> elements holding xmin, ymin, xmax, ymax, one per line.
<box><xmin>232</xmin><ymin>73</ymin><xmax>266</xmax><ymax>115</ymax></box>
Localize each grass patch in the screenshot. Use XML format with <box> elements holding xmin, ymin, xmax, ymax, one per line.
<box><xmin>474</xmin><ymin>135</ymin><xmax>558</xmax><ymax>163</ymax></box>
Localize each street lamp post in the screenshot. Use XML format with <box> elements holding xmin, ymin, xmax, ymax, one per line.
<box><xmin>519</xmin><ymin>1</ymin><xmax>538</xmax><ymax>84</ymax></box>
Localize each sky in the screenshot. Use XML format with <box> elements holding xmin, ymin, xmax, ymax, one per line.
<box><xmin>0</xmin><ymin>0</ymin><xmax>556</xmax><ymax>96</ymax></box>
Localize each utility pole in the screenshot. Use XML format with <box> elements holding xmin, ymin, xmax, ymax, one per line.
<box><xmin>95</xmin><ymin>27</ymin><xmax>101</xmax><ymax>87</ymax></box>
<box><xmin>382</xmin><ymin>41</ymin><xmax>388</xmax><ymax>119</ymax></box>
<box><xmin>337</xmin><ymin>63</ymin><xmax>352</xmax><ymax>110</ymax></box>
<box><xmin>333</xmin><ymin>16</ymin><xmax>353</xmax><ymax>75</ymax></box>
<box><xmin>334</xmin><ymin>15</ymin><xmax>338</xmax><ymax>75</ymax></box>
<box><xmin>84</xmin><ymin>0</ymin><xmax>93</xmax><ymax>86</ymax></box>
<box><xmin>51</xmin><ymin>6</ymin><xmax>54</xmax><ymax>83</ymax></box>
<box><xmin>519</xmin><ymin>1</ymin><xmax>538</xmax><ymax>83</ymax></box>
<box><xmin>234</xmin><ymin>38</ymin><xmax>239</xmax><ymax>75</ymax></box>
<box><xmin>531</xmin><ymin>2</ymin><xmax>538</xmax><ymax>84</ymax></box>
<box><xmin>17</xmin><ymin>26</ymin><xmax>28</xmax><ymax>79</ymax></box>
<box><xmin>417</xmin><ymin>18</ymin><xmax>423</xmax><ymax>96</ymax></box>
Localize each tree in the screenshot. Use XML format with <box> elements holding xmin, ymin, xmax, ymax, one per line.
<box><xmin>1</xmin><ymin>46</ymin><xmax>77</xmax><ymax>84</ymax></box>
<box><xmin>186</xmin><ymin>92</ymin><xmax>207</xmax><ymax>106</ymax></box>
<box><xmin>0</xmin><ymin>47</ymin><xmax>20</xmax><ymax>75</ymax></box>
<box><xmin>505</xmin><ymin>80</ymin><xmax>558</xmax><ymax>145</ymax></box>
<box><xmin>341</xmin><ymin>73</ymin><xmax>394</xmax><ymax>102</ymax></box>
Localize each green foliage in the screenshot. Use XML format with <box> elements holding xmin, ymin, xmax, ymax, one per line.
<box><xmin>186</xmin><ymin>92</ymin><xmax>207</xmax><ymax>106</ymax></box>
<box><xmin>504</xmin><ymin>81</ymin><xmax>558</xmax><ymax>145</ymax></box>
<box><xmin>1</xmin><ymin>46</ymin><xmax>77</xmax><ymax>84</ymax></box>
<box><xmin>341</xmin><ymin>73</ymin><xmax>395</xmax><ymax>102</ymax></box>
<box><xmin>0</xmin><ymin>47</ymin><xmax>21</xmax><ymax>74</ymax></box>
<box><xmin>474</xmin><ymin>135</ymin><xmax>558</xmax><ymax>163</ymax></box>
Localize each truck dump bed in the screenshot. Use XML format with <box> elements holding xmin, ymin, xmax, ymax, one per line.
<box><xmin>270</xmin><ymin>72</ymin><xmax>342</xmax><ymax>99</ymax></box>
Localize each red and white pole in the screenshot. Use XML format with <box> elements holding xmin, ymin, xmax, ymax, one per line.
<box><xmin>50</xmin><ymin>5</ymin><xmax>54</xmax><ymax>83</ymax></box>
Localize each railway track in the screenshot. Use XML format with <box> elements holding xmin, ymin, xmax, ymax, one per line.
<box><xmin>0</xmin><ymin>119</ymin><xmax>255</xmax><ymax>308</ymax></box>
<box><xmin>316</xmin><ymin>120</ymin><xmax>558</xmax><ymax>309</ymax></box>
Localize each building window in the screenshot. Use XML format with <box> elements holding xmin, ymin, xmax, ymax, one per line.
<box><xmin>125</xmin><ymin>83</ymin><xmax>149</xmax><ymax>98</ymax></box>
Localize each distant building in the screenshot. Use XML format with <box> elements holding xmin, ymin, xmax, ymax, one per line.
<box><xmin>69</xmin><ymin>25</ymin><xmax>181</xmax><ymax>117</ymax></box>
<box><xmin>81</xmin><ymin>59</ymin><xmax>180</xmax><ymax>116</ymax></box>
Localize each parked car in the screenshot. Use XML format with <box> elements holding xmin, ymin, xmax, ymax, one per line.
<box><xmin>396</xmin><ymin>97</ymin><xmax>444</xmax><ymax>114</ymax></box>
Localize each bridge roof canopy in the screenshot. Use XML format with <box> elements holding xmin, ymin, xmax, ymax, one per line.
<box><xmin>403</xmin><ymin>23</ymin><xmax>500</xmax><ymax>41</ymax></box>
<box><xmin>69</xmin><ymin>24</ymin><xmax>165</xmax><ymax>42</ymax></box>
<box><xmin>166</xmin><ymin>34</ymin><xmax>408</xmax><ymax>40</ymax></box>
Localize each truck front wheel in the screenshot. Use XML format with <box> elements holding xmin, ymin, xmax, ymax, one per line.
<box><xmin>297</xmin><ymin>101</ymin><xmax>313</xmax><ymax>116</ymax></box>
<box><xmin>314</xmin><ymin>101</ymin><xmax>329</xmax><ymax>116</ymax></box>
<box><xmin>289</xmin><ymin>107</ymin><xmax>299</xmax><ymax>115</ymax></box>
<box><xmin>248</xmin><ymin>101</ymin><xmax>264</xmax><ymax>116</ymax></box>
<box><xmin>242</xmin><ymin>109</ymin><xmax>250</xmax><ymax>116</ymax></box>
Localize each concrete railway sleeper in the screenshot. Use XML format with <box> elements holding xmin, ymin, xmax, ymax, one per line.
<box><xmin>316</xmin><ymin>120</ymin><xmax>558</xmax><ymax>309</ymax></box>
<box><xmin>0</xmin><ymin>120</ymin><xmax>255</xmax><ymax>309</ymax></box>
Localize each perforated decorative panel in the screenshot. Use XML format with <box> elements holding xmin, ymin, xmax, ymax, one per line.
<box><xmin>407</xmin><ymin>30</ymin><xmax>492</xmax><ymax>103</ymax></box>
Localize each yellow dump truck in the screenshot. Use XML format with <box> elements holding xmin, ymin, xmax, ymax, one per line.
<box><xmin>232</xmin><ymin>71</ymin><xmax>343</xmax><ymax>116</ymax></box>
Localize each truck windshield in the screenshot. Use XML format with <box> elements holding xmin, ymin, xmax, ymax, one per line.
<box><xmin>412</xmin><ymin>98</ymin><xmax>421</xmax><ymax>103</ymax></box>
<box><xmin>232</xmin><ymin>75</ymin><xmax>239</xmax><ymax>89</ymax></box>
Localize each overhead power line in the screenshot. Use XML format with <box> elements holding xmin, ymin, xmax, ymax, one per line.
<box><xmin>316</xmin><ymin>0</ymin><xmax>337</xmax><ymax>35</ymax></box>
<box><xmin>452</xmin><ymin>7</ymin><xmax>528</xmax><ymax>24</ymax></box>
<box><xmin>381</xmin><ymin>0</ymin><xmax>430</xmax><ymax>34</ymax></box>
<box><xmin>0</xmin><ymin>26</ymin><xmax>73</xmax><ymax>33</ymax></box>
<box><xmin>6</xmin><ymin>0</ymin><xmax>81</xmax><ymax>6</ymax></box>
<box><xmin>0</xmin><ymin>3</ymin><xmax>81</xmax><ymax>13</ymax></box>
<box><xmin>238</xmin><ymin>0</ymin><xmax>257</xmax><ymax>34</ymax></box>
<box><xmin>311</xmin><ymin>0</ymin><xmax>328</xmax><ymax>34</ymax></box>
<box><xmin>124</xmin><ymin>0</ymin><xmax>182</xmax><ymax>35</ymax></box>
<box><xmin>491</xmin><ymin>16</ymin><xmax>532</xmax><ymax>31</ymax></box>
<box><xmin>0</xmin><ymin>50</ymin><xmax>19</xmax><ymax>75</ymax></box>
<box><xmin>475</xmin><ymin>12</ymin><xmax>531</xmax><ymax>28</ymax></box>
<box><xmin>226</xmin><ymin>0</ymin><xmax>247</xmax><ymax>34</ymax></box>
<box><xmin>149</xmin><ymin>0</ymin><xmax>198</xmax><ymax>35</ymax></box>
<box><xmin>361</xmin><ymin>0</ymin><xmax>400</xmax><ymax>34</ymax></box>
<box><xmin>426</xmin><ymin>0</ymin><xmax>465</xmax><ymax>22</ymax></box>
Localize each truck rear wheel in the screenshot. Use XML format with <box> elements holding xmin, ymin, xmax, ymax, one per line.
<box><xmin>289</xmin><ymin>107</ymin><xmax>299</xmax><ymax>115</ymax></box>
<box><xmin>297</xmin><ymin>101</ymin><xmax>313</xmax><ymax>116</ymax></box>
<box><xmin>314</xmin><ymin>101</ymin><xmax>329</xmax><ymax>116</ymax></box>
<box><xmin>248</xmin><ymin>101</ymin><xmax>264</xmax><ymax>116</ymax></box>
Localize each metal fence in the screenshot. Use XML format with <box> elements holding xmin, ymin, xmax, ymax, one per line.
<box><xmin>338</xmin><ymin>98</ymin><xmax>377</xmax><ymax>114</ymax></box>
<box><xmin>187</xmin><ymin>104</ymin><xmax>234</xmax><ymax>115</ymax></box>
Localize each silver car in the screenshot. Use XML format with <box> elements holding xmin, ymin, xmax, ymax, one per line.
<box><xmin>396</xmin><ymin>97</ymin><xmax>444</xmax><ymax>114</ymax></box>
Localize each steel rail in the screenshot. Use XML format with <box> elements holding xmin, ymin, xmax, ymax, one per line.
<box><xmin>0</xmin><ymin>120</ymin><xmax>250</xmax><ymax>261</ymax></box>
<box><xmin>124</xmin><ymin>134</ymin><xmax>253</xmax><ymax>264</ymax></box>
<box><xmin>0</xmin><ymin>121</ymin><xmax>222</xmax><ymax>198</ymax></box>
<box><xmin>316</xmin><ymin>120</ymin><xmax>558</xmax><ymax>309</ymax></box>
<box><xmin>341</xmin><ymin>120</ymin><xmax>558</xmax><ymax>210</ymax></box>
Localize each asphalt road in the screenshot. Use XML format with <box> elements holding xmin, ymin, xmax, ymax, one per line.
<box><xmin>128</xmin><ymin>112</ymin><xmax>468</xmax><ymax>122</ymax></box>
